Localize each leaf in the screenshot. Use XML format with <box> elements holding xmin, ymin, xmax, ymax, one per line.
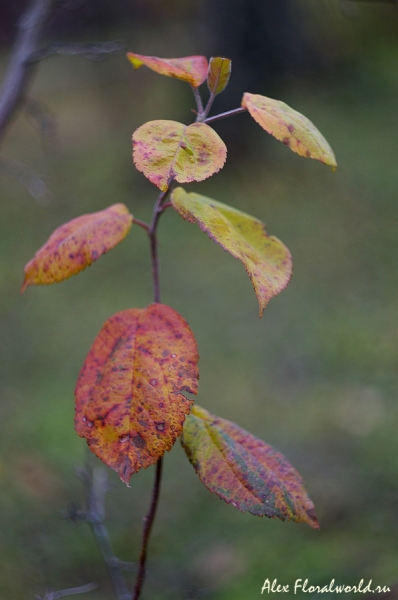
<box><xmin>75</xmin><ymin>304</ymin><xmax>199</xmax><ymax>484</ymax></box>
<box><xmin>181</xmin><ymin>405</ymin><xmax>319</xmax><ymax>529</ymax></box>
<box><xmin>133</xmin><ymin>120</ymin><xmax>227</xmax><ymax>192</ymax></box>
<box><xmin>207</xmin><ymin>57</ymin><xmax>231</xmax><ymax>96</ymax></box>
<box><xmin>127</xmin><ymin>52</ymin><xmax>208</xmax><ymax>87</ymax></box>
<box><xmin>171</xmin><ymin>187</ymin><xmax>291</xmax><ymax>316</ymax></box>
<box><xmin>242</xmin><ymin>92</ymin><xmax>337</xmax><ymax>168</ymax></box>
<box><xmin>21</xmin><ymin>204</ymin><xmax>133</xmax><ymax>293</ymax></box>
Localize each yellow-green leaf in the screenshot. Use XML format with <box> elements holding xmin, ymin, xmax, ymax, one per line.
<box><xmin>181</xmin><ymin>405</ymin><xmax>319</xmax><ymax>528</ymax></box>
<box><xmin>132</xmin><ymin>120</ymin><xmax>227</xmax><ymax>192</ymax></box>
<box><xmin>171</xmin><ymin>187</ymin><xmax>291</xmax><ymax>316</ymax></box>
<box><xmin>207</xmin><ymin>57</ymin><xmax>231</xmax><ymax>96</ymax></box>
<box><xmin>242</xmin><ymin>92</ymin><xmax>337</xmax><ymax>168</ymax></box>
<box><xmin>21</xmin><ymin>204</ymin><xmax>133</xmax><ymax>292</ymax></box>
<box><xmin>127</xmin><ymin>52</ymin><xmax>208</xmax><ymax>87</ymax></box>
<box><xmin>75</xmin><ymin>304</ymin><xmax>199</xmax><ymax>484</ymax></box>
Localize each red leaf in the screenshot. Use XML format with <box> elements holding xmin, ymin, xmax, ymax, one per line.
<box><xmin>181</xmin><ymin>405</ymin><xmax>319</xmax><ymax>529</ymax></box>
<box><xmin>127</xmin><ymin>53</ymin><xmax>208</xmax><ymax>87</ymax></box>
<box><xmin>75</xmin><ymin>304</ymin><xmax>199</xmax><ymax>483</ymax></box>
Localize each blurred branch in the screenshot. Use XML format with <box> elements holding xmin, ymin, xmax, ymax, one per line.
<box><xmin>35</xmin><ymin>582</ymin><xmax>98</xmax><ymax>599</ymax></box>
<box><xmin>0</xmin><ymin>0</ymin><xmax>54</xmax><ymax>145</ymax></box>
<box><xmin>72</xmin><ymin>465</ymin><xmax>133</xmax><ymax>600</ymax></box>
<box><xmin>25</xmin><ymin>98</ymin><xmax>59</xmax><ymax>153</ymax></box>
<box><xmin>0</xmin><ymin>156</ymin><xmax>53</xmax><ymax>205</ymax></box>
<box><xmin>31</xmin><ymin>41</ymin><xmax>126</xmax><ymax>62</ymax></box>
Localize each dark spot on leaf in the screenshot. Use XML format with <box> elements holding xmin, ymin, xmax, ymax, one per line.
<box><xmin>282</xmin><ymin>137</ymin><xmax>290</xmax><ymax>146</ymax></box>
<box><xmin>156</xmin><ymin>422</ymin><xmax>165</xmax><ymax>432</ymax></box>
<box><xmin>131</xmin><ymin>434</ymin><xmax>146</xmax><ymax>448</ymax></box>
<box><xmin>287</xmin><ymin>124</ymin><xmax>295</xmax><ymax>133</ymax></box>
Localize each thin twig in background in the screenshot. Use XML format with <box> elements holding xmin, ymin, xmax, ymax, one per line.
<box><xmin>0</xmin><ymin>156</ymin><xmax>53</xmax><ymax>205</ymax></box>
<box><xmin>34</xmin><ymin>582</ymin><xmax>98</xmax><ymax>599</ymax></box>
<box><xmin>31</xmin><ymin>41</ymin><xmax>126</xmax><ymax>62</ymax></box>
<box><xmin>75</xmin><ymin>465</ymin><xmax>133</xmax><ymax>600</ymax></box>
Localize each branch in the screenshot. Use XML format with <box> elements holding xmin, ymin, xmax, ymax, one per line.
<box><xmin>35</xmin><ymin>583</ymin><xmax>98</xmax><ymax>600</ymax></box>
<box><xmin>132</xmin><ymin>458</ymin><xmax>164</xmax><ymax>600</ymax></box>
<box><xmin>31</xmin><ymin>41</ymin><xmax>125</xmax><ymax>62</ymax></box>
<box><xmin>0</xmin><ymin>155</ymin><xmax>53</xmax><ymax>205</ymax></box>
<box><xmin>75</xmin><ymin>465</ymin><xmax>132</xmax><ymax>600</ymax></box>
<box><xmin>0</xmin><ymin>0</ymin><xmax>54</xmax><ymax>144</ymax></box>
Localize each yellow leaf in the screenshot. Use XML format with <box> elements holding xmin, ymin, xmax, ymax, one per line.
<box><xmin>133</xmin><ymin>120</ymin><xmax>227</xmax><ymax>191</ymax></box>
<box><xmin>207</xmin><ymin>57</ymin><xmax>231</xmax><ymax>96</ymax></box>
<box><xmin>242</xmin><ymin>92</ymin><xmax>337</xmax><ymax>168</ymax></box>
<box><xmin>21</xmin><ymin>204</ymin><xmax>133</xmax><ymax>292</ymax></box>
<box><xmin>171</xmin><ymin>188</ymin><xmax>291</xmax><ymax>316</ymax></box>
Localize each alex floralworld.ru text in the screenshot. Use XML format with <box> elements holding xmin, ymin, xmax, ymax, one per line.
<box><xmin>261</xmin><ymin>578</ymin><xmax>391</xmax><ymax>594</ymax></box>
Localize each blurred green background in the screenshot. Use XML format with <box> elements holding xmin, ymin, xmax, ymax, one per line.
<box><xmin>1</xmin><ymin>1</ymin><xmax>398</xmax><ymax>598</ymax></box>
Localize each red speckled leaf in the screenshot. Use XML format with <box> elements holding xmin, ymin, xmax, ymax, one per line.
<box><xmin>171</xmin><ymin>187</ymin><xmax>291</xmax><ymax>316</ymax></box>
<box><xmin>181</xmin><ymin>405</ymin><xmax>319</xmax><ymax>529</ymax></box>
<box><xmin>21</xmin><ymin>204</ymin><xmax>133</xmax><ymax>292</ymax></box>
<box><xmin>127</xmin><ymin>52</ymin><xmax>208</xmax><ymax>87</ymax></box>
<box><xmin>207</xmin><ymin>57</ymin><xmax>231</xmax><ymax>96</ymax></box>
<box><xmin>133</xmin><ymin>120</ymin><xmax>227</xmax><ymax>192</ymax></box>
<box><xmin>75</xmin><ymin>304</ymin><xmax>199</xmax><ymax>483</ymax></box>
<box><xmin>242</xmin><ymin>93</ymin><xmax>337</xmax><ymax>168</ymax></box>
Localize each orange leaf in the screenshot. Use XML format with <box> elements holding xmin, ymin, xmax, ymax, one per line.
<box><xmin>242</xmin><ymin>92</ymin><xmax>337</xmax><ymax>168</ymax></box>
<box><xmin>182</xmin><ymin>405</ymin><xmax>319</xmax><ymax>529</ymax></box>
<box><xmin>133</xmin><ymin>120</ymin><xmax>227</xmax><ymax>191</ymax></box>
<box><xmin>75</xmin><ymin>304</ymin><xmax>199</xmax><ymax>483</ymax></box>
<box><xmin>21</xmin><ymin>204</ymin><xmax>133</xmax><ymax>292</ymax></box>
<box><xmin>127</xmin><ymin>52</ymin><xmax>208</xmax><ymax>87</ymax></box>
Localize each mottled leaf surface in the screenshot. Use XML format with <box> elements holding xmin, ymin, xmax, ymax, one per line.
<box><xmin>127</xmin><ymin>52</ymin><xmax>208</xmax><ymax>87</ymax></box>
<box><xmin>171</xmin><ymin>187</ymin><xmax>291</xmax><ymax>315</ymax></box>
<box><xmin>21</xmin><ymin>204</ymin><xmax>133</xmax><ymax>292</ymax></box>
<box><xmin>181</xmin><ymin>405</ymin><xmax>319</xmax><ymax>528</ymax></box>
<box><xmin>133</xmin><ymin>120</ymin><xmax>227</xmax><ymax>191</ymax></box>
<box><xmin>207</xmin><ymin>57</ymin><xmax>231</xmax><ymax>96</ymax></box>
<box><xmin>242</xmin><ymin>93</ymin><xmax>337</xmax><ymax>168</ymax></box>
<box><xmin>75</xmin><ymin>304</ymin><xmax>199</xmax><ymax>483</ymax></box>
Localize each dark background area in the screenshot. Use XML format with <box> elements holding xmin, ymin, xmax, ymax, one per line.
<box><xmin>0</xmin><ymin>1</ymin><xmax>398</xmax><ymax>599</ymax></box>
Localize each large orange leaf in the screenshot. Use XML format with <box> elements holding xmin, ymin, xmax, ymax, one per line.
<box><xmin>171</xmin><ymin>187</ymin><xmax>291</xmax><ymax>316</ymax></box>
<box><xmin>75</xmin><ymin>304</ymin><xmax>199</xmax><ymax>483</ymax></box>
<box><xmin>181</xmin><ymin>405</ymin><xmax>319</xmax><ymax>529</ymax></box>
<box><xmin>21</xmin><ymin>204</ymin><xmax>133</xmax><ymax>292</ymax></box>
<box><xmin>242</xmin><ymin>93</ymin><xmax>337</xmax><ymax>168</ymax></box>
<box><xmin>133</xmin><ymin>120</ymin><xmax>227</xmax><ymax>192</ymax></box>
<box><xmin>127</xmin><ymin>52</ymin><xmax>208</xmax><ymax>87</ymax></box>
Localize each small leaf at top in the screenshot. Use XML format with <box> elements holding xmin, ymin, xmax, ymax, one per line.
<box><xmin>133</xmin><ymin>120</ymin><xmax>227</xmax><ymax>192</ymax></box>
<box><xmin>171</xmin><ymin>187</ymin><xmax>291</xmax><ymax>316</ymax></box>
<box><xmin>127</xmin><ymin>52</ymin><xmax>208</xmax><ymax>87</ymax></box>
<box><xmin>207</xmin><ymin>57</ymin><xmax>231</xmax><ymax>96</ymax></box>
<box><xmin>242</xmin><ymin>92</ymin><xmax>337</xmax><ymax>168</ymax></box>
<box><xmin>181</xmin><ymin>405</ymin><xmax>319</xmax><ymax>529</ymax></box>
<box><xmin>21</xmin><ymin>204</ymin><xmax>133</xmax><ymax>293</ymax></box>
<box><xmin>75</xmin><ymin>304</ymin><xmax>199</xmax><ymax>484</ymax></box>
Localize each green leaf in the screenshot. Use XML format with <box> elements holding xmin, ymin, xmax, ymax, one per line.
<box><xmin>133</xmin><ymin>120</ymin><xmax>227</xmax><ymax>192</ymax></box>
<box><xmin>127</xmin><ymin>53</ymin><xmax>208</xmax><ymax>87</ymax></box>
<box><xmin>242</xmin><ymin>93</ymin><xmax>337</xmax><ymax>168</ymax></box>
<box><xmin>207</xmin><ymin>57</ymin><xmax>231</xmax><ymax>96</ymax></box>
<box><xmin>171</xmin><ymin>187</ymin><xmax>291</xmax><ymax>316</ymax></box>
<box><xmin>181</xmin><ymin>405</ymin><xmax>319</xmax><ymax>529</ymax></box>
<box><xmin>75</xmin><ymin>304</ymin><xmax>199</xmax><ymax>484</ymax></box>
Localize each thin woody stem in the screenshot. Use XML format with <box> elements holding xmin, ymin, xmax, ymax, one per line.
<box><xmin>204</xmin><ymin>106</ymin><xmax>246</xmax><ymax>124</ymax></box>
<box><xmin>148</xmin><ymin>179</ymin><xmax>174</xmax><ymax>304</ymax></box>
<box><xmin>132</xmin><ymin>458</ymin><xmax>163</xmax><ymax>600</ymax></box>
<box><xmin>191</xmin><ymin>85</ymin><xmax>204</xmax><ymax>119</ymax></box>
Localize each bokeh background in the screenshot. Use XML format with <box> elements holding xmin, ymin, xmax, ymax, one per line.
<box><xmin>1</xmin><ymin>1</ymin><xmax>398</xmax><ymax>598</ymax></box>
